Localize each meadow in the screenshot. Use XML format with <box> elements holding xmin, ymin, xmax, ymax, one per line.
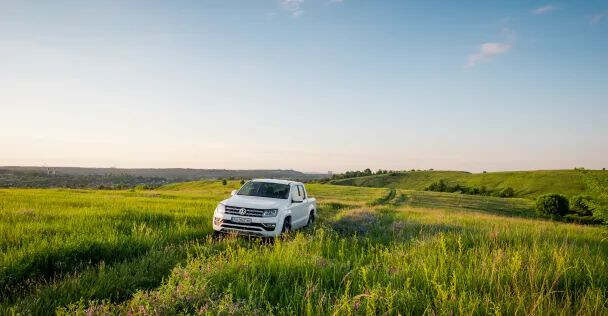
<box><xmin>330</xmin><ymin>169</ymin><xmax>608</xmax><ymax>199</ymax></box>
<box><xmin>1</xmin><ymin>181</ymin><xmax>607</xmax><ymax>315</ymax></box>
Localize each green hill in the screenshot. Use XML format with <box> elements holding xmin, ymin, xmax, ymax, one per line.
<box><xmin>331</xmin><ymin>169</ymin><xmax>608</xmax><ymax>199</ymax></box>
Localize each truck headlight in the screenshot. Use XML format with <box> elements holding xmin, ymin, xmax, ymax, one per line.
<box><xmin>262</xmin><ymin>209</ymin><xmax>278</xmax><ymax>217</ymax></box>
<box><xmin>215</xmin><ymin>204</ymin><xmax>225</xmax><ymax>215</ymax></box>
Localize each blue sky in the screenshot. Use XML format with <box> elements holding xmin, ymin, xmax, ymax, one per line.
<box><xmin>1</xmin><ymin>0</ymin><xmax>607</xmax><ymax>172</ymax></box>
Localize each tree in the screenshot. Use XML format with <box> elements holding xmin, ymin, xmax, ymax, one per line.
<box><xmin>221</xmin><ymin>179</ymin><xmax>227</xmax><ymax>186</ymax></box>
<box><xmin>240</xmin><ymin>179</ymin><xmax>245</xmax><ymax>185</ymax></box>
<box><xmin>363</xmin><ymin>168</ymin><xmax>372</xmax><ymax>175</ymax></box>
<box><xmin>536</xmin><ymin>194</ymin><xmax>569</xmax><ymax>216</ymax></box>
<box><xmin>571</xmin><ymin>195</ymin><xmax>593</xmax><ymax>216</ymax></box>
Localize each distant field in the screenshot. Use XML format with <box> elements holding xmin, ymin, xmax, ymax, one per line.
<box><xmin>1</xmin><ymin>181</ymin><xmax>607</xmax><ymax>314</ymax></box>
<box><xmin>331</xmin><ymin>169</ymin><xmax>608</xmax><ymax>199</ymax></box>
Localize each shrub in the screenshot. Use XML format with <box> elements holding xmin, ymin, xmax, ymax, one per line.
<box><xmin>221</xmin><ymin>179</ymin><xmax>227</xmax><ymax>186</ymax></box>
<box><xmin>536</xmin><ymin>194</ymin><xmax>569</xmax><ymax>216</ymax></box>
<box><xmin>563</xmin><ymin>214</ymin><xmax>603</xmax><ymax>225</ymax></box>
<box><xmin>479</xmin><ymin>186</ymin><xmax>487</xmax><ymax>195</ymax></box>
<box><xmin>426</xmin><ymin>180</ymin><xmax>447</xmax><ymax>192</ymax></box>
<box><xmin>571</xmin><ymin>195</ymin><xmax>593</xmax><ymax>216</ymax></box>
<box><xmin>497</xmin><ymin>187</ymin><xmax>515</xmax><ymax>198</ymax></box>
<box><xmin>240</xmin><ymin>179</ymin><xmax>245</xmax><ymax>185</ymax></box>
<box><xmin>584</xmin><ymin>199</ymin><xmax>608</xmax><ymax>224</ymax></box>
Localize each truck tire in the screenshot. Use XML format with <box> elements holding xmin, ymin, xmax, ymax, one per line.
<box><xmin>282</xmin><ymin>217</ymin><xmax>292</xmax><ymax>234</ymax></box>
<box><xmin>306</xmin><ymin>211</ymin><xmax>315</xmax><ymax>227</ymax></box>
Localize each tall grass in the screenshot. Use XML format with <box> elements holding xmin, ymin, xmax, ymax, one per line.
<box><xmin>63</xmin><ymin>203</ymin><xmax>608</xmax><ymax>315</ymax></box>
<box><xmin>1</xmin><ymin>182</ymin><xmax>607</xmax><ymax>315</ymax></box>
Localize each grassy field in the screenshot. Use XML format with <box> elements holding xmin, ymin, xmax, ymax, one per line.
<box><xmin>1</xmin><ymin>181</ymin><xmax>607</xmax><ymax>314</ymax></box>
<box><xmin>330</xmin><ymin>169</ymin><xmax>608</xmax><ymax>199</ymax></box>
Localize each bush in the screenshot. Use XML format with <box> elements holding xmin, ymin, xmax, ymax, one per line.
<box><xmin>221</xmin><ymin>179</ymin><xmax>227</xmax><ymax>186</ymax></box>
<box><xmin>571</xmin><ymin>195</ymin><xmax>593</xmax><ymax>216</ymax></box>
<box><xmin>536</xmin><ymin>194</ymin><xmax>569</xmax><ymax>216</ymax></box>
<box><xmin>563</xmin><ymin>214</ymin><xmax>603</xmax><ymax>225</ymax></box>
<box><xmin>426</xmin><ymin>180</ymin><xmax>447</xmax><ymax>192</ymax></box>
<box><xmin>584</xmin><ymin>199</ymin><xmax>608</xmax><ymax>224</ymax></box>
<box><xmin>498</xmin><ymin>187</ymin><xmax>515</xmax><ymax>198</ymax></box>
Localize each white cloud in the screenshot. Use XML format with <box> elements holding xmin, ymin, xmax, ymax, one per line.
<box><xmin>280</xmin><ymin>0</ymin><xmax>305</xmax><ymax>17</ymax></box>
<box><xmin>467</xmin><ymin>28</ymin><xmax>515</xmax><ymax>67</ymax></box>
<box><xmin>590</xmin><ymin>11</ymin><xmax>608</xmax><ymax>25</ymax></box>
<box><xmin>531</xmin><ymin>5</ymin><xmax>557</xmax><ymax>15</ymax></box>
<box><xmin>467</xmin><ymin>42</ymin><xmax>512</xmax><ymax>67</ymax></box>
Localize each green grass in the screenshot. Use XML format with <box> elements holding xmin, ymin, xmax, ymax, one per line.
<box><xmin>331</xmin><ymin>169</ymin><xmax>608</xmax><ymax>199</ymax></box>
<box><xmin>396</xmin><ymin>190</ymin><xmax>535</xmax><ymax>217</ymax></box>
<box><xmin>0</xmin><ymin>181</ymin><xmax>239</xmax><ymax>314</ymax></box>
<box><xmin>1</xmin><ymin>181</ymin><xmax>607</xmax><ymax>315</ymax></box>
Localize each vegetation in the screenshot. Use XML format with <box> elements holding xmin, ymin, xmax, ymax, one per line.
<box><xmin>1</xmin><ymin>181</ymin><xmax>607</xmax><ymax>314</ymax></box>
<box><xmin>535</xmin><ymin>194</ymin><xmax>570</xmax><ymax>216</ymax></box>
<box><xmin>329</xmin><ymin>168</ymin><xmax>401</xmax><ymax>180</ymax></box>
<box><xmin>571</xmin><ymin>195</ymin><xmax>594</xmax><ymax>216</ymax></box>
<box><xmin>424</xmin><ymin>179</ymin><xmax>515</xmax><ymax>198</ymax></box>
<box><xmin>0</xmin><ymin>169</ymin><xmax>168</xmax><ymax>189</ymax></box>
<box><xmin>331</xmin><ymin>169</ymin><xmax>608</xmax><ymax>199</ymax></box>
<box><xmin>0</xmin><ymin>167</ymin><xmax>328</xmax><ymax>189</ymax></box>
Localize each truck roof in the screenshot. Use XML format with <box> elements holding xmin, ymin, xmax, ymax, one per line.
<box><xmin>250</xmin><ymin>178</ymin><xmax>302</xmax><ymax>185</ymax></box>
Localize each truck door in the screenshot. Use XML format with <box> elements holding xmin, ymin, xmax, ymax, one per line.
<box><xmin>291</xmin><ymin>184</ymin><xmax>307</xmax><ymax>228</ymax></box>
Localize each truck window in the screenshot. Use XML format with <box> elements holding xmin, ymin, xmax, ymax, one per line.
<box><xmin>237</xmin><ymin>182</ymin><xmax>290</xmax><ymax>199</ymax></box>
<box><xmin>298</xmin><ymin>185</ymin><xmax>306</xmax><ymax>199</ymax></box>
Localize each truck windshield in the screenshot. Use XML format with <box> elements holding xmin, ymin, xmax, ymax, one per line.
<box><xmin>237</xmin><ymin>182</ymin><xmax>290</xmax><ymax>199</ymax></box>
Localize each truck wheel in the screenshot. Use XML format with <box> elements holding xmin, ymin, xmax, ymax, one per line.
<box><xmin>282</xmin><ymin>217</ymin><xmax>291</xmax><ymax>234</ymax></box>
<box><xmin>306</xmin><ymin>211</ymin><xmax>315</xmax><ymax>227</ymax></box>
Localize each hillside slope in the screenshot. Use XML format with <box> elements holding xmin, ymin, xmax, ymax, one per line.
<box><xmin>1</xmin><ymin>166</ymin><xmax>327</xmax><ymax>182</ymax></box>
<box><xmin>331</xmin><ymin>169</ymin><xmax>608</xmax><ymax>199</ymax></box>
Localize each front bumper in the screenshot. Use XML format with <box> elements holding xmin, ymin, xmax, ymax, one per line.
<box><xmin>212</xmin><ymin>213</ymin><xmax>281</xmax><ymax>237</ymax></box>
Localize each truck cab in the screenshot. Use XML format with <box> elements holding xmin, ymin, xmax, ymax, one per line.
<box><xmin>212</xmin><ymin>179</ymin><xmax>317</xmax><ymax>237</ymax></box>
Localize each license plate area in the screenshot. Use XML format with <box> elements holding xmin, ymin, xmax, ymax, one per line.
<box><xmin>231</xmin><ymin>217</ymin><xmax>252</xmax><ymax>224</ymax></box>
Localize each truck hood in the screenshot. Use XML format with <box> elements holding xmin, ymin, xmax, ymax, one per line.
<box><xmin>222</xmin><ymin>195</ymin><xmax>288</xmax><ymax>209</ymax></box>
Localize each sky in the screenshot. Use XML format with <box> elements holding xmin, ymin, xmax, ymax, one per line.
<box><xmin>1</xmin><ymin>0</ymin><xmax>607</xmax><ymax>173</ymax></box>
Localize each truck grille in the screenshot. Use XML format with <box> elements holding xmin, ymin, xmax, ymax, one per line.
<box><xmin>220</xmin><ymin>219</ymin><xmax>275</xmax><ymax>231</ymax></box>
<box><xmin>225</xmin><ymin>206</ymin><xmax>266</xmax><ymax>217</ymax></box>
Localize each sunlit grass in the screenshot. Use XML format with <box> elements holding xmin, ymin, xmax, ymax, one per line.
<box><xmin>1</xmin><ymin>181</ymin><xmax>607</xmax><ymax>315</ymax></box>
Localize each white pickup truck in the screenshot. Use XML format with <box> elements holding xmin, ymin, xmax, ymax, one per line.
<box><xmin>212</xmin><ymin>179</ymin><xmax>316</xmax><ymax>237</ymax></box>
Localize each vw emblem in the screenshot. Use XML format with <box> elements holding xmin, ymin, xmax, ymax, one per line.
<box><xmin>238</xmin><ymin>208</ymin><xmax>247</xmax><ymax>216</ymax></box>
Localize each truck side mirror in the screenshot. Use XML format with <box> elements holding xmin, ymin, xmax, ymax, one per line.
<box><xmin>231</xmin><ymin>190</ymin><xmax>237</xmax><ymax>196</ymax></box>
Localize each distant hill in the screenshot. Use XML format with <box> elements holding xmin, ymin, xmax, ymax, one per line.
<box><xmin>0</xmin><ymin>166</ymin><xmax>328</xmax><ymax>188</ymax></box>
<box><xmin>330</xmin><ymin>169</ymin><xmax>608</xmax><ymax>199</ymax></box>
